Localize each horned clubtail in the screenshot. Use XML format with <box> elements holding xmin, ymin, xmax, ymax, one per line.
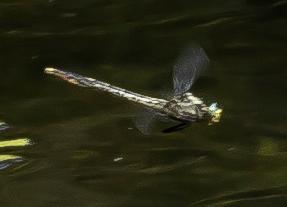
<box><xmin>44</xmin><ymin>46</ymin><xmax>222</xmax><ymax>133</ymax></box>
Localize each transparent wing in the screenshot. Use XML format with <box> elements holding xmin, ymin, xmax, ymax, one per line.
<box><xmin>134</xmin><ymin>108</ymin><xmax>157</xmax><ymax>135</ymax></box>
<box><xmin>134</xmin><ymin>108</ymin><xmax>176</xmax><ymax>135</ymax></box>
<box><xmin>173</xmin><ymin>45</ymin><xmax>209</xmax><ymax>96</ymax></box>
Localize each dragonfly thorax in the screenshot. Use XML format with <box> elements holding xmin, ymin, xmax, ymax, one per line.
<box><xmin>163</xmin><ymin>92</ymin><xmax>209</xmax><ymax>122</ymax></box>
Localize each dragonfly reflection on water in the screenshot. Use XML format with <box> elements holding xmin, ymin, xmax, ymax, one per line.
<box><xmin>45</xmin><ymin>45</ymin><xmax>222</xmax><ymax>134</ymax></box>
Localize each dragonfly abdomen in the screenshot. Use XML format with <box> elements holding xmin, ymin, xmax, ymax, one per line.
<box><xmin>45</xmin><ymin>68</ymin><xmax>168</xmax><ymax>111</ymax></box>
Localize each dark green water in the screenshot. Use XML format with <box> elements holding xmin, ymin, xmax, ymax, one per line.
<box><xmin>0</xmin><ymin>0</ymin><xmax>287</xmax><ymax>206</ymax></box>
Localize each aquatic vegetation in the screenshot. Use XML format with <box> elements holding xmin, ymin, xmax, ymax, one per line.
<box><xmin>0</xmin><ymin>138</ymin><xmax>31</xmax><ymax>148</ymax></box>
<box><xmin>0</xmin><ymin>121</ymin><xmax>31</xmax><ymax>170</ymax></box>
<box><xmin>0</xmin><ymin>155</ymin><xmax>23</xmax><ymax>170</ymax></box>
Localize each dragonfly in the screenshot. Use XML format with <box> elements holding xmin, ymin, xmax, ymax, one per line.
<box><xmin>44</xmin><ymin>46</ymin><xmax>222</xmax><ymax>134</ymax></box>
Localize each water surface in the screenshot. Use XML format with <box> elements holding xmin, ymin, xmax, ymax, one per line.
<box><xmin>0</xmin><ymin>0</ymin><xmax>287</xmax><ymax>206</ymax></box>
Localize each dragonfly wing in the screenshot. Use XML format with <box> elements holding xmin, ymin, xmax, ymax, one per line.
<box><xmin>173</xmin><ymin>45</ymin><xmax>209</xmax><ymax>95</ymax></box>
<box><xmin>134</xmin><ymin>108</ymin><xmax>157</xmax><ymax>135</ymax></box>
<box><xmin>134</xmin><ymin>109</ymin><xmax>177</xmax><ymax>135</ymax></box>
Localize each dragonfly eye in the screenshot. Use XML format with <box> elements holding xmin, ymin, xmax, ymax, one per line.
<box><xmin>208</xmin><ymin>103</ymin><xmax>222</xmax><ymax>123</ymax></box>
<box><xmin>208</xmin><ymin>103</ymin><xmax>218</xmax><ymax>112</ymax></box>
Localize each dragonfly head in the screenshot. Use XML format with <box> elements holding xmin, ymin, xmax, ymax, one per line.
<box><xmin>208</xmin><ymin>103</ymin><xmax>223</xmax><ymax>123</ymax></box>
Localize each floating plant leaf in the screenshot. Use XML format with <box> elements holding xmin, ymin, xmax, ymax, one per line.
<box><xmin>0</xmin><ymin>154</ymin><xmax>23</xmax><ymax>170</ymax></box>
<box><xmin>0</xmin><ymin>138</ymin><xmax>31</xmax><ymax>148</ymax></box>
